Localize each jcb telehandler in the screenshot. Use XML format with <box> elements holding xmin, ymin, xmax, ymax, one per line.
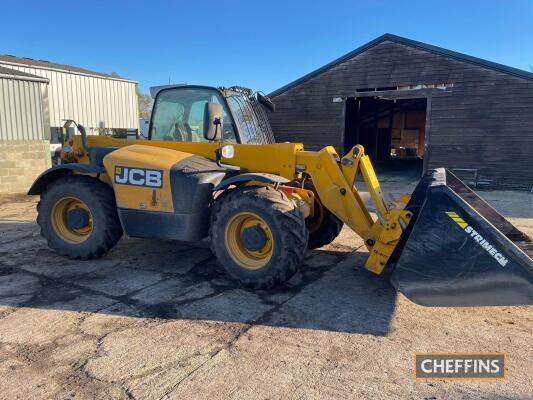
<box><xmin>29</xmin><ymin>85</ymin><xmax>533</xmax><ymax>306</ymax></box>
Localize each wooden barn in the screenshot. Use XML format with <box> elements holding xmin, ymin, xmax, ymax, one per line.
<box><xmin>267</xmin><ymin>34</ymin><xmax>533</xmax><ymax>190</ymax></box>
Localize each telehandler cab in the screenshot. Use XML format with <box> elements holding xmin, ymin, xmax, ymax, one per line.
<box><xmin>29</xmin><ymin>85</ymin><xmax>533</xmax><ymax>306</ymax></box>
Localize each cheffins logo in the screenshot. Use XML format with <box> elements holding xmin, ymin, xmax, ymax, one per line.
<box><xmin>445</xmin><ymin>212</ymin><xmax>509</xmax><ymax>267</ymax></box>
<box><xmin>414</xmin><ymin>353</ymin><xmax>505</xmax><ymax>380</ymax></box>
<box><xmin>114</xmin><ymin>166</ymin><xmax>163</xmax><ymax>188</ymax></box>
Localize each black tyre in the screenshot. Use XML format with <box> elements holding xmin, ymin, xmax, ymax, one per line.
<box><xmin>37</xmin><ymin>176</ymin><xmax>123</xmax><ymax>259</ymax></box>
<box><xmin>210</xmin><ymin>186</ymin><xmax>308</xmax><ymax>289</ymax></box>
<box><xmin>305</xmin><ymin>181</ymin><xmax>344</xmax><ymax>249</ymax></box>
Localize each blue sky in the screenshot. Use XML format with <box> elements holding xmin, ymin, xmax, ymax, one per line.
<box><xmin>2</xmin><ymin>1</ymin><xmax>532</xmax><ymax>94</ymax></box>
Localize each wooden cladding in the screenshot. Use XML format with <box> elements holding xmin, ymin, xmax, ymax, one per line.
<box><xmin>268</xmin><ymin>39</ymin><xmax>533</xmax><ymax>189</ymax></box>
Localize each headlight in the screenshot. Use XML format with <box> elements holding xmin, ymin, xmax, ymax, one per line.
<box><xmin>221</xmin><ymin>145</ymin><xmax>235</xmax><ymax>159</ymax></box>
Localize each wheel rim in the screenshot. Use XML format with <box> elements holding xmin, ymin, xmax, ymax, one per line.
<box><xmin>224</xmin><ymin>212</ymin><xmax>274</xmax><ymax>270</ymax></box>
<box><xmin>51</xmin><ymin>197</ymin><xmax>93</xmax><ymax>244</ymax></box>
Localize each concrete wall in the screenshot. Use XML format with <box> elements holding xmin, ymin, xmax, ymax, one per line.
<box><xmin>0</xmin><ymin>73</ymin><xmax>50</xmax><ymax>195</ymax></box>
<box><xmin>0</xmin><ymin>140</ymin><xmax>50</xmax><ymax>194</ymax></box>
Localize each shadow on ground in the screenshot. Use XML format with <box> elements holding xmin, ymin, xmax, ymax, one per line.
<box><xmin>0</xmin><ymin>221</ymin><xmax>398</xmax><ymax>336</ymax></box>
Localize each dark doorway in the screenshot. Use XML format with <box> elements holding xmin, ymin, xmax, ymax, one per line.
<box><xmin>344</xmin><ymin>97</ymin><xmax>427</xmax><ymax>174</ymax></box>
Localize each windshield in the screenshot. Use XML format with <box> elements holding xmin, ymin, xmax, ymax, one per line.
<box><xmin>226</xmin><ymin>95</ymin><xmax>275</xmax><ymax>144</ymax></box>
<box><xmin>150</xmin><ymin>87</ymin><xmax>237</xmax><ymax>143</ymax></box>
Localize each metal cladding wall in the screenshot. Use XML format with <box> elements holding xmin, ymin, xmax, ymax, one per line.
<box><xmin>0</xmin><ymin>61</ymin><xmax>138</xmax><ymax>133</ymax></box>
<box><xmin>0</xmin><ymin>76</ymin><xmax>47</xmax><ymax>140</ymax></box>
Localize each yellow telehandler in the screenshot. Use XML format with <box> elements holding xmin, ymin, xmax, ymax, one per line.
<box><xmin>29</xmin><ymin>85</ymin><xmax>533</xmax><ymax>306</ymax></box>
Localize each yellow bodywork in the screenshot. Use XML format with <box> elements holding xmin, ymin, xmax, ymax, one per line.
<box><xmin>103</xmin><ymin>145</ymin><xmax>192</xmax><ymax>212</ymax></box>
<box><xmin>65</xmin><ymin>135</ymin><xmax>412</xmax><ymax>274</ymax></box>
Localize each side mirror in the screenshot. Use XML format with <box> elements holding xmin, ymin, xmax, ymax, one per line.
<box><xmin>203</xmin><ymin>102</ymin><xmax>224</xmax><ymax>141</ymax></box>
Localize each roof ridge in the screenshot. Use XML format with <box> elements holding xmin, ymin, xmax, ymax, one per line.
<box><xmin>0</xmin><ymin>54</ymin><xmax>137</xmax><ymax>83</ymax></box>
<box><xmin>269</xmin><ymin>33</ymin><xmax>533</xmax><ymax>97</ymax></box>
<box><xmin>0</xmin><ymin>65</ymin><xmax>49</xmax><ymax>82</ymax></box>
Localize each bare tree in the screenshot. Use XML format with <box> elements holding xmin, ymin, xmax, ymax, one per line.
<box><xmin>137</xmin><ymin>87</ymin><xmax>153</xmax><ymax>119</ymax></box>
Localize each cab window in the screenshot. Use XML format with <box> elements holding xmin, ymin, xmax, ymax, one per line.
<box><xmin>226</xmin><ymin>95</ymin><xmax>263</xmax><ymax>144</ymax></box>
<box><xmin>150</xmin><ymin>87</ymin><xmax>237</xmax><ymax>142</ymax></box>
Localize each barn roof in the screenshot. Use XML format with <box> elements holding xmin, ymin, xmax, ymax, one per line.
<box><xmin>269</xmin><ymin>33</ymin><xmax>533</xmax><ymax>97</ymax></box>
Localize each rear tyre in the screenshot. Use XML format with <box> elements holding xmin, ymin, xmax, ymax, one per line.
<box><xmin>210</xmin><ymin>186</ymin><xmax>308</xmax><ymax>289</ymax></box>
<box><xmin>37</xmin><ymin>176</ymin><xmax>123</xmax><ymax>259</ymax></box>
<box><xmin>305</xmin><ymin>181</ymin><xmax>344</xmax><ymax>249</ymax></box>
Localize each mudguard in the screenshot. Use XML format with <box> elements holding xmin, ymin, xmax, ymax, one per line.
<box><xmin>390</xmin><ymin>168</ymin><xmax>533</xmax><ymax>307</ymax></box>
<box><xmin>214</xmin><ymin>172</ymin><xmax>289</xmax><ymax>190</ymax></box>
<box><xmin>28</xmin><ymin>163</ymin><xmax>105</xmax><ymax>195</ymax></box>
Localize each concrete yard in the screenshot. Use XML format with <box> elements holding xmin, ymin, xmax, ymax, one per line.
<box><xmin>0</xmin><ymin>177</ymin><xmax>532</xmax><ymax>399</ymax></box>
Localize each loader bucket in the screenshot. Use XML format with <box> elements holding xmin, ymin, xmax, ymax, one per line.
<box><xmin>390</xmin><ymin>168</ymin><xmax>533</xmax><ymax>307</ymax></box>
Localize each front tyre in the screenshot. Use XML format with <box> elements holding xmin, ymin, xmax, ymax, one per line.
<box><xmin>210</xmin><ymin>186</ymin><xmax>308</xmax><ymax>289</ymax></box>
<box><xmin>305</xmin><ymin>181</ymin><xmax>344</xmax><ymax>249</ymax></box>
<box><xmin>37</xmin><ymin>176</ymin><xmax>123</xmax><ymax>259</ymax></box>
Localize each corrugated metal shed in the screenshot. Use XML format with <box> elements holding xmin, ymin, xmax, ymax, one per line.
<box><xmin>0</xmin><ymin>55</ymin><xmax>139</xmax><ymax>133</ymax></box>
<box><xmin>0</xmin><ymin>66</ymin><xmax>48</xmax><ymax>140</ymax></box>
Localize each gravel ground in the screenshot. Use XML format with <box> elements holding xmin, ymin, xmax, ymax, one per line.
<box><xmin>0</xmin><ymin>176</ymin><xmax>532</xmax><ymax>399</ymax></box>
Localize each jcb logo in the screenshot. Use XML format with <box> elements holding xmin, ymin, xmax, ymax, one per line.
<box><xmin>114</xmin><ymin>166</ymin><xmax>163</xmax><ymax>188</ymax></box>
